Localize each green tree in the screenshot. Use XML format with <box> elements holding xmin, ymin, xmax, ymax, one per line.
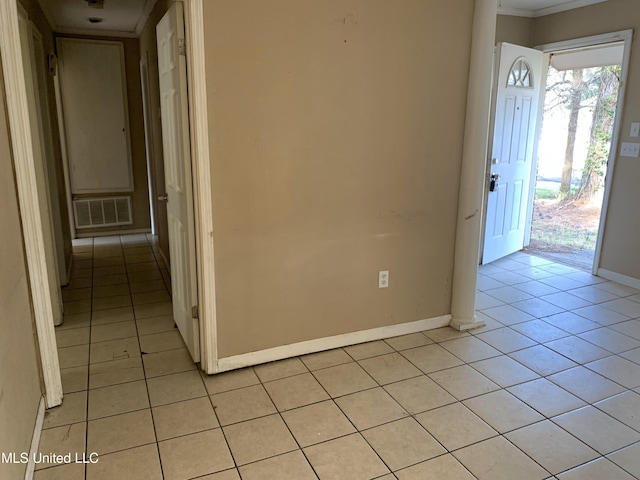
<box><xmin>572</xmin><ymin>65</ymin><xmax>620</xmax><ymax>201</ymax></box>
<box><xmin>560</xmin><ymin>68</ymin><xmax>584</xmax><ymax>196</ymax></box>
<box><xmin>543</xmin><ymin>66</ymin><xmax>601</xmax><ymax>198</ymax></box>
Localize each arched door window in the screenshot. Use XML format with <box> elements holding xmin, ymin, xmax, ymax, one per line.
<box><xmin>507</xmin><ymin>58</ymin><xmax>533</xmax><ymax>88</ymax></box>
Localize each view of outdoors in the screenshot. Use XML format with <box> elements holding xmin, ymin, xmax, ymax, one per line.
<box><xmin>527</xmin><ymin>61</ymin><xmax>621</xmax><ymax>270</ymax></box>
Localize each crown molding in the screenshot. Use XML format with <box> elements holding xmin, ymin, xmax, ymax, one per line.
<box><xmin>498</xmin><ymin>0</ymin><xmax>607</xmax><ymax>18</ymax></box>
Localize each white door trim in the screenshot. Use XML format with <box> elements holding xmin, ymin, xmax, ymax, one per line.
<box><xmin>523</xmin><ymin>52</ymin><xmax>551</xmax><ymax>248</ymax></box>
<box><xmin>53</xmin><ymin>71</ymin><xmax>76</xmax><ymax>240</ymax></box>
<box><xmin>183</xmin><ymin>0</ymin><xmax>218</xmax><ymax>373</ymax></box>
<box><xmin>21</xmin><ymin>15</ymin><xmax>64</xmax><ymax>326</ymax></box>
<box><xmin>30</xmin><ymin>26</ymin><xmax>68</xmax><ymax>287</ymax></box>
<box><xmin>140</xmin><ymin>53</ymin><xmax>158</xmax><ymax>235</ymax></box>
<box><xmin>535</xmin><ymin>30</ymin><xmax>633</xmax><ymax>276</ymax></box>
<box><xmin>0</xmin><ymin>0</ymin><xmax>63</xmax><ymax>408</ymax></box>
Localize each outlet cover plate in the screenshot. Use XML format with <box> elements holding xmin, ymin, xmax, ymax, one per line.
<box><xmin>378</xmin><ymin>270</ymin><xmax>389</xmax><ymax>288</ymax></box>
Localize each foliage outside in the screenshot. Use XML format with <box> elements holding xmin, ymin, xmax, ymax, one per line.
<box><xmin>529</xmin><ymin>63</ymin><xmax>620</xmax><ymax>258</ymax></box>
<box><xmin>541</xmin><ymin>64</ymin><xmax>621</xmax><ymax>204</ymax></box>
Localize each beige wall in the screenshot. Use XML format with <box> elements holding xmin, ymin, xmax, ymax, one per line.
<box><xmin>57</xmin><ymin>34</ymin><xmax>151</xmax><ymax>235</ymax></box>
<box><xmin>0</xmin><ymin>57</ymin><xmax>43</xmax><ymax>480</ymax></box>
<box><xmin>204</xmin><ymin>0</ymin><xmax>475</xmax><ymax>357</ymax></box>
<box><xmin>532</xmin><ymin>0</ymin><xmax>640</xmax><ymax>281</ymax></box>
<box><xmin>496</xmin><ymin>14</ymin><xmax>534</xmax><ymax>46</ymax></box>
<box><xmin>139</xmin><ymin>0</ymin><xmax>174</xmax><ymax>265</ymax></box>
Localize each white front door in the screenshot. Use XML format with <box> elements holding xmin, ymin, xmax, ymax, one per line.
<box><xmin>482</xmin><ymin>43</ymin><xmax>544</xmax><ymax>264</ymax></box>
<box><xmin>157</xmin><ymin>3</ymin><xmax>200</xmax><ymax>361</ymax></box>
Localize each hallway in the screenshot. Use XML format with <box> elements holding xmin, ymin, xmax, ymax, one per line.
<box><xmin>37</xmin><ymin>235</ymin><xmax>640</xmax><ymax>479</ymax></box>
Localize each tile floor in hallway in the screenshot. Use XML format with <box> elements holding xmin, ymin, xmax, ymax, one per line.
<box><xmin>35</xmin><ymin>234</ymin><xmax>640</xmax><ymax>479</ymax></box>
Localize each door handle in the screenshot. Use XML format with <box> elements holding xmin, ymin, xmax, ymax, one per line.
<box><xmin>157</xmin><ymin>193</ymin><xmax>168</xmax><ymax>202</ymax></box>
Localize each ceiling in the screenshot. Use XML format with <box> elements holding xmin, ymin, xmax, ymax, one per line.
<box><xmin>37</xmin><ymin>0</ymin><xmax>157</xmax><ymax>37</ymax></box>
<box><xmin>498</xmin><ymin>0</ymin><xmax>608</xmax><ymax>17</ymax></box>
<box><xmin>37</xmin><ymin>0</ymin><xmax>608</xmax><ymax>37</ymax></box>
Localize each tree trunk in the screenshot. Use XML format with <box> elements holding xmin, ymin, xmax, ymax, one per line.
<box><xmin>574</xmin><ymin>66</ymin><xmax>619</xmax><ymax>201</ymax></box>
<box><xmin>560</xmin><ymin>68</ymin><xmax>584</xmax><ymax>196</ymax></box>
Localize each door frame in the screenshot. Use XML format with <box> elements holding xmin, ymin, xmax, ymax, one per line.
<box><xmin>30</xmin><ymin>26</ymin><xmax>68</xmax><ymax>287</ymax></box>
<box><xmin>183</xmin><ymin>0</ymin><xmax>218</xmax><ymax>373</ymax></box>
<box><xmin>532</xmin><ymin>30</ymin><xmax>633</xmax><ymax>275</ymax></box>
<box><xmin>18</xmin><ymin>7</ymin><xmax>65</xmax><ymax>326</ymax></box>
<box><xmin>140</xmin><ymin>53</ymin><xmax>158</xmax><ymax>236</ymax></box>
<box><xmin>0</xmin><ymin>0</ymin><xmax>62</xmax><ymax>408</ymax></box>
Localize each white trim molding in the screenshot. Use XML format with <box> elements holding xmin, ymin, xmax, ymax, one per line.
<box><xmin>597</xmin><ymin>269</ymin><xmax>640</xmax><ymax>291</ymax></box>
<box><xmin>498</xmin><ymin>0</ymin><xmax>607</xmax><ymax>18</ymax></box>
<box><xmin>65</xmin><ymin>253</ymin><xmax>74</xmax><ymax>287</ymax></box>
<box><xmin>24</xmin><ymin>397</ymin><xmax>45</xmax><ymax>480</ymax></box>
<box><xmin>75</xmin><ymin>228</ymin><xmax>152</xmax><ymax>238</ymax></box>
<box><xmin>0</xmin><ymin>0</ymin><xmax>63</xmax><ymax>408</ymax></box>
<box><xmin>48</xmin><ymin>27</ymin><xmax>138</xmax><ymax>38</ymax></box>
<box><xmin>535</xmin><ymin>30</ymin><xmax>632</xmax><ymax>54</ymax></box>
<box><xmin>217</xmin><ymin>315</ymin><xmax>451</xmax><ymax>372</ymax></box>
<box><xmin>183</xmin><ymin>0</ymin><xmax>218</xmax><ymax>374</ymax></box>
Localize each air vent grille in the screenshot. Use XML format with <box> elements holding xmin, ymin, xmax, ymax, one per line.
<box><xmin>73</xmin><ymin>196</ymin><xmax>132</xmax><ymax>229</ymax></box>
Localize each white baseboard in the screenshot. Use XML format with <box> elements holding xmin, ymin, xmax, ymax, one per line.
<box><xmin>157</xmin><ymin>247</ymin><xmax>170</xmax><ymax>272</ymax></box>
<box><xmin>450</xmin><ymin>315</ymin><xmax>486</xmax><ymax>331</ymax></box>
<box><xmin>597</xmin><ymin>269</ymin><xmax>640</xmax><ymax>290</ymax></box>
<box><xmin>75</xmin><ymin>228</ymin><xmax>151</xmax><ymax>238</ymax></box>
<box><xmin>24</xmin><ymin>397</ymin><xmax>45</xmax><ymax>480</ymax></box>
<box><xmin>215</xmin><ymin>314</ymin><xmax>451</xmax><ymax>373</ymax></box>
<box><xmin>64</xmin><ymin>252</ymin><xmax>73</xmax><ymax>287</ymax></box>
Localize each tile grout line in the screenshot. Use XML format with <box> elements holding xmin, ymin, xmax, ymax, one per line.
<box><xmin>84</xmin><ymin>236</ymin><xmax>94</xmax><ymax>480</ymax></box>
<box><xmin>123</xmin><ymin>235</ymin><xmax>167</xmax><ymax>480</ymax></box>
<box><xmin>55</xmin><ymin>243</ymin><xmax>640</xmax><ymax>479</ymax></box>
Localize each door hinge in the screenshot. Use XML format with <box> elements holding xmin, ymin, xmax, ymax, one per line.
<box><xmin>178</xmin><ymin>38</ymin><xmax>187</xmax><ymax>56</ymax></box>
<box><xmin>191</xmin><ymin>305</ymin><xmax>199</xmax><ymax>319</ymax></box>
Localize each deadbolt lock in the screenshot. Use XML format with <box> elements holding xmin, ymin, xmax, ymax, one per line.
<box><xmin>489</xmin><ymin>173</ymin><xmax>500</xmax><ymax>192</ymax></box>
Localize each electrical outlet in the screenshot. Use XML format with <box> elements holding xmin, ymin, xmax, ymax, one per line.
<box><xmin>631</xmin><ymin>122</ymin><xmax>640</xmax><ymax>138</ymax></box>
<box><xmin>620</xmin><ymin>142</ymin><xmax>640</xmax><ymax>158</ymax></box>
<box><xmin>378</xmin><ymin>270</ymin><xmax>389</xmax><ymax>288</ymax></box>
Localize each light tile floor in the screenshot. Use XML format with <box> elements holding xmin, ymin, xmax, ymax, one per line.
<box><xmin>35</xmin><ymin>236</ymin><xmax>640</xmax><ymax>479</ymax></box>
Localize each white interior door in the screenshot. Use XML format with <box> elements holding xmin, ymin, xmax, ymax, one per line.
<box><xmin>57</xmin><ymin>38</ymin><xmax>133</xmax><ymax>194</ymax></box>
<box><xmin>18</xmin><ymin>8</ymin><xmax>63</xmax><ymax>324</ymax></box>
<box><xmin>483</xmin><ymin>43</ymin><xmax>544</xmax><ymax>264</ymax></box>
<box><xmin>30</xmin><ymin>27</ymin><xmax>67</xmax><ymax>286</ymax></box>
<box><xmin>157</xmin><ymin>3</ymin><xmax>200</xmax><ymax>362</ymax></box>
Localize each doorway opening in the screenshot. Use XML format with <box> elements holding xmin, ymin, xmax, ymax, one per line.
<box><xmin>481</xmin><ymin>32</ymin><xmax>632</xmax><ymax>275</ymax></box>
<box><xmin>527</xmin><ymin>42</ymin><xmax>624</xmax><ymax>271</ymax></box>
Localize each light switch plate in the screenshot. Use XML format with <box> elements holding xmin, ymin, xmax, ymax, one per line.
<box><xmin>621</xmin><ymin>142</ymin><xmax>640</xmax><ymax>158</ymax></box>
<box><xmin>631</xmin><ymin>123</ymin><xmax>640</xmax><ymax>138</ymax></box>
